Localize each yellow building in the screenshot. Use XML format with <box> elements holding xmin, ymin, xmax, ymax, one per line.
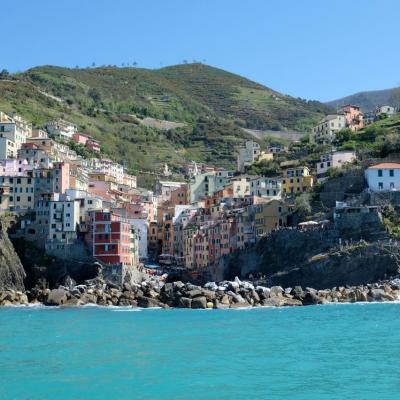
<box><xmin>282</xmin><ymin>166</ymin><xmax>314</xmax><ymax>194</ymax></box>
<box><xmin>254</xmin><ymin>199</ymin><xmax>293</xmax><ymax>238</ymax></box>
<box><xmin>0</xmin><ymin>175</ymin><xmax>35</xmax><ymax>213</ymax></box>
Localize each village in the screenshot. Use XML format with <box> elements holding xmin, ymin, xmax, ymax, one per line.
<box><xmin>0</xmin><ymin>103</ymin><xmax>399</xmax><ymax>285</ymax></box>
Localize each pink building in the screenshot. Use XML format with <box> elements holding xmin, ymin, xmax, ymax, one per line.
<box><xmin>72</xmin><ymin>132</ymin><xmax>90</xmax><ymax>145</ymax></box>
<box><xmin>86</xmin><ymin>139</ymin><xmax>101</xmax><ymax>153</ymax></box>
<box><xmin>340</xmin><ymin>104</ymin><xmax>364</xmax><ymax>131</ymax></box>
<box><xmin>0</xmin><ymin>159</ymin><xmax>34</xmax><ymax>176</ymax></box>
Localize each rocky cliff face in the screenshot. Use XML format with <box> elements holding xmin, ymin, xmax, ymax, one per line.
<box><xmin>225</xmin><ymin>219</ymin><xmax>396</xmax><ymax>289</ymax></box>
<box><xmin>269</xmin><ymin>243</ymin><xmax>400</xmax><ymax>289</ymax></box>
<box><xmin>0</xmin><ymin>228</ymin><xmax>25</xmax><ymax>291</ymax></box>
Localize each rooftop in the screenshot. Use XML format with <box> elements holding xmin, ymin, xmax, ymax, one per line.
<box><xmin>368</xmin><ymin>162</ymin><xmax>400</xmax><ymax>169</ymax></box>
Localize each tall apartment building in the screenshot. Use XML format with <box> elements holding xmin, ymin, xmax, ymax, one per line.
<box><xmin>91</xmin><ymin>211</ymin><xmax>138</xmax><ymax>267</ymax></box>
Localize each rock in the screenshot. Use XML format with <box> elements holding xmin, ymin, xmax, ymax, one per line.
<box><xmin>201</xmin><ymin>290</ymin><xmax>216</xmax><ymax>301</ymax></box>
<box><xmin>214</xmin><ymin>301</ymin><xmax>230</xmax><ymax>309</ymax></box>
<box><xmin>63</xmin><ymin>298</ymin><xmax>84</xmax><ymax>307</ymax></box>
<box><xmin>173</xmin><ymin>281</ymin><xmax>185</xmax><ymax>290</ymax></box>
<box><xmin>186</xmin><ymin>289</ymin><xmax>203</xmax><ymax>298</ymax></box>
<box><xmin>80</xmin><ymin>293</ymin><xmax>98</xmax><ymax>304</ymax></box>
<box><xmin>241</xmin><ymin>281</ymin><xmax>255</xmax><ymax>290</ymax></box>
<box><xmin>118</xmin><ymin>298</ymin><xmax>137</xmax><ymax>307</ymax></box>
<box><xmin>282</xmin><ymin>298</ymin><xmax>303</xmax><ymax>306</ymax></box>
<box><xmin>369</xmin><ymin>288</ymin><xmax>385</xmax><ymax>301</ymax></box>
<box><xmin>191</xmin><ymin>296</ymin><xmax>207</xmax><ymax>309</ymax></box>
<box><xmin>46</xmin><ymin>289</ymin><xmax>68</xmax><ymax>306</ymax></box>
<box><xmin>302</xmin><ymin>291</ymin><xmax>321</xmax><ymax>306</ymax></box>
<box><xmin>18</xmin><ymin>293</ymin><xmax>29</xmax><ymax>305</ymax></box>
<box><xmin>137</xmin><ymin>296</ymin><xmax>160</xmax><ymax>308</ymax></box>
<box><xmin>178</xmin><ymin>297</ymin><xmax>192</xmax><ymax>308</ymax></box>
<box><xmin>231</xmin><ymin>293</ymin><xmax>246</xmax><ymax>304</ymax></box>
<box><xmin>228</xmin><ymin>281</ymin><xmax>239</xmax><ymax>291</ymax></box>
<box><xmin>270</xmin><ymin>286</ymin><xmax>284</xmax><ymax>297</ymax></box>
<box><xmin>220</xmin><ymin>294</ymin><xmax>231</xmax><ymax>305</ymax></box>
<box><xmin>206</xmin><ymin>302</ymin><xmax>214</xmax><ymax>309</ymax></box>
<box><xmin>261</xmin><ymin>297</ymin><xmax>284</xmax><ymax>307</ymax></box>
<box><xmin>204</xmin><ymin>282</ymin><xmax>218</xmax><ymax>291</ymax></box>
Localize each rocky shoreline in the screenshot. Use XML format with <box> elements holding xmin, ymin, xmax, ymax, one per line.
<box><xmin>1</xmin><ymin>277</ymin><xmax>400</xmax><ymax>308</ymax></box>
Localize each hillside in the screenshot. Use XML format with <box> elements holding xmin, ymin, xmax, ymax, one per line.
<box><xmin>0</xmin><ymin>63</ymin><xmax>330</xmax><ymax>173</ymax></box>
<box><xmin>327</xmin><ymin>87</ymin><xmax>400</xmax><ymax>112</ymax></box>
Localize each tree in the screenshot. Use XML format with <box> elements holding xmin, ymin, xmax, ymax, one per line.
<box><xmin>295</xmin><ymin>193</ymin><xmax>312</xmax><ymax>219</ymax></box>
<box><xmin>0</xmin><ymin>69</ymin><xmax>9</xmax><ymax>79</ymax></box>
<box><xmin>91</xmin><ymin>62</ymin><xmax>96</xmax><ymax>67</ymax></box>
<box><xmin>334</xmin><ymin>128</ymin><xmax>353</xmax><ymax>145</ymax></box>
<box><xmin>88</xmin><ymin>88</ymin><xmax>101</xmax><ymax>103</ymax></box>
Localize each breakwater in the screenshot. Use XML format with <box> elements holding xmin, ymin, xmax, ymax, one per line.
<box><xmin>1</xmin><ymin>277</ymin><xmax>400</xmax><ymax>308</ymax></box>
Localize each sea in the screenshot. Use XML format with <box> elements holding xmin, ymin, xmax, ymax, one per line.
<box><xmin>0</xmin><ymin>303</ymin><xmax>399</xmax><ymax>400</ymax></box>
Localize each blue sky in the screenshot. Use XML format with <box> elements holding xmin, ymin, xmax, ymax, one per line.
<box><xmin>3</xmin><ymin>0</ymin><xmax>400</xmax><ymax>101</ymax></box>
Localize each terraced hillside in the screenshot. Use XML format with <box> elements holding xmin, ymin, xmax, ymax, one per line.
<box><xmin>0</xmin><ymin>63</ymin><xmax>330</xmax><ymax>173</ymax></box>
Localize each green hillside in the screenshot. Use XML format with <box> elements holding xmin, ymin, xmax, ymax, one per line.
<box><xmin>0</xmin><ymin>63</ymin><xmax>330</xmax><ymax>173</ymax></box>
<box><xmin>326</xmin><ymin>87</ymin><xmax>400</xmax><ymax>112</ymax></box>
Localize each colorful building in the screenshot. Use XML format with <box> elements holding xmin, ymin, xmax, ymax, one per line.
<box><xmin>282</xmin><ymin>166</ymin><xmax>314</xmax><ymax>194</ymax></box>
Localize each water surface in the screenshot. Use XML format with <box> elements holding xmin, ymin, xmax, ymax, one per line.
<box><xmin>0</xmin><ymin>304</ymin><xmax>399</xmax><ymax>399</ymax></box>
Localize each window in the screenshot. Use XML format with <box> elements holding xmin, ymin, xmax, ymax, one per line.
<box><xmin>390</xmin><ymin>170</ymin><xmax>394</xmax><ymax>177</ymax></box>
<box><xmin>378</xmin><ymin>182</ymin><xmax>383</xmax><ymax>190</ymax></box>
<box><xmin>378</xmin><ymin>170</ymin><xmax>383</xmax><ymax>177</ymax></box>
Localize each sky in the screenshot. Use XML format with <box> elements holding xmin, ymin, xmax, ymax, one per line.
<box><xmin>2</xmin><ymin>0</ymin><xmax>400</xmax><ymax>101</ymax></box>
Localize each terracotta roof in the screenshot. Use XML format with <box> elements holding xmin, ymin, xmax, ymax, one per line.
<box><xmin>368</xmin><ymin>163</ymin><xmax>400</xmax><ymax>169</ymax></box>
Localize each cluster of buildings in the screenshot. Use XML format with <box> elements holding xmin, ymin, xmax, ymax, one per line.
<box><xmin>3</xmin><ymin>108</ymin><xmax>400</xmax><ymax>280</ymax></box>
<box><xmin>0</xmin><ymin>112</ymin><xmax>140</xmax><ymax>273</ymax></box>
<box><xmin>310</xmin><ymin>104</ymin><xmax>364</xmax><ymax>145</ymax></box>
<box><xmin>310</xmin><ymin>104</ymin><xmax>398</xmax><ymax>145</ymax></box>
<box><xmin>364</xmin><ymin>105</ymin><xmax>397</xmax><ymax>125</ymax></box>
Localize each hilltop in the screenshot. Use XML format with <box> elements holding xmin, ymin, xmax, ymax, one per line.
<box><xmin>327</xmin><ymin>87</ymin><xmax>400</xmax><ymax>112</ymax></box>
<box><xmin>0</xmin><ymin>63</ymin><xmax>330</xmax><ymax>173</ymax></box>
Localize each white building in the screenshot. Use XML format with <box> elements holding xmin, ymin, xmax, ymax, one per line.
<box><xmin>88</xmin><ymin>158</ymin><xmax>125</xmax><ymax>184</ymax></box>
<box><xmin>44</xmin><ymin>119</ymin><xmax>77</xmax><ymax>140</ymax></box>
<box><xmin>249</xmin><ymin>177</ymin><xmax>282</xmax><ymax>199</ymax></box>
<box><xmin>129</xmin><ymin>219</ymin><xmax>148</xmax><ymax>260</ymax></box>
<box><xmin>365</xmin><ymin>163</ymin><xmax>400</xmax><ymax>191</ymax></box>
<box><xmin>310</xmin><ymin>114</ymin><xmax>346</xmax><ymax>145</ymax></box>
<box><xmin>375</xmin><ymin>105</ymin><xmax>396</xmax><ymax>118</ymax></box>
<box><xmin>236</xmin><ymin>140</ymin><xmax>272</xmax><ymax>173</ymax></box>
<box><xmin>48</xmin><ymin>198</ymin><xmax>80</xmax><ymax>241</ymax></box>
<box><xmin>0</xmin><ymin>138</ymin><xmax>17</xmax><ymax>159</ymax></box>
<box><xmin>0</xmin><ymin>112</ymin><xmax>30</xmax><ymax>156</ymax></box>
<box><xmin>317</xmin><ymin>150</ymin><xmax>356</xmax><ymax>181</ymax></box>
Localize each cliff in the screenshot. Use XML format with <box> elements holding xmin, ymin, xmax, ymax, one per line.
<box><xmin>0</xmin><ymin>225</ymin><xmax>25</xmax><ymax>291</ymax></box>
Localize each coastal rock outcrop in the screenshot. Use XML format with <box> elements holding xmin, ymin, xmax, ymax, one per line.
<box><xmin>0</xmin><ymin>225</ymin><xmax>25</xmax><ymax>292</ymax></box>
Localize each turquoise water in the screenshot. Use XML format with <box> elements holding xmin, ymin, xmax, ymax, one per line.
<box><xmin>1</xmin><ymin>304</ymin><xmax>400</xmax><ymax>400</ymax></box>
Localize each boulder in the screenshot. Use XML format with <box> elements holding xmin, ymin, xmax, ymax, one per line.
<box><xmin>186</xmin><ymin>289</ymin><xmax>203</xmax><ymax>298</ymax></box>
<box><xmin>270</xmin><ymin>286</ymin><xmax>284</xmax><ymax>297</ymax></box>
<box><xmin>214</xmin><ymin>301</ymin><xmax>230</xmax><ymax>309</ymax></box>
<box><xmin>201</xmin><ymin>290</ymin><xmax>216</xmax><ymax>301</ymax></box>
<box><xmin>46</xmin><ymin>289</ymin><xmax>68</xmax><ymax>306</ymax></box>
<box><xmin>302</xmin><ymin>291</ymin><xmax>321</xmax><ymax>306</ymax></box>
<box><xmin>137</xmin><ymin>296</ymin><xmax>160</xmax><ymax>308</ymax></box>
<box><xmin>80</xmin><ymin>293</ymin><xmax>98</xmax><ymax>304</ymax></box>
<box><xmin>204</xmin><ymin>282</ymin><xmax>218</xmax><ymax>291</ymax></box>
<box><xmin>178</xmin><ymin>297</ymin><xmax>192</xmax><ymax>308</ymax></box>
<box><xmin>63</xmin><ymin>298</ymin><xmax>84</xmax><ymax>307</ymax></box>
<box><xmin>191</xmin><ymin>296</ymin><xmax>207</xmax><ymax>309</ymax></box>
<box><xmin>220</xmin><ymin>294</ymin><xmax>231</xmax><ymax>305</ymax></box>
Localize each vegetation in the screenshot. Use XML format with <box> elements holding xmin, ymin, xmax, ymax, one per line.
<box><xmin>0</xmin><ymin>63</ymin><xmax>330</xmax><ymax>173</ymax></box>
<box><xmin>382</xmin><ymin>204</ymin><xmax>400</xmax><ymax>239</ymax></box>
